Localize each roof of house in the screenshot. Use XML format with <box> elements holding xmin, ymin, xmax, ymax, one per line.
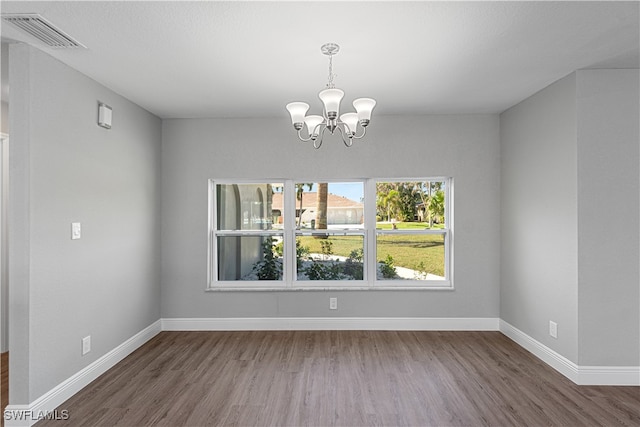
<box><xmin>271</xmin><ymin>192</ymin><xmax>362</xmax><ymax>210</ymax></box>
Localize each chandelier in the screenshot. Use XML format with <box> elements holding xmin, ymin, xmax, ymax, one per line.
<box><xmin>286</xmin><ymin>43</ymin><xmax>376</xmax><ymax>149</ymax></box>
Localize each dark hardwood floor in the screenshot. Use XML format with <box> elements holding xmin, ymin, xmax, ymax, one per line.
<box><xmin>37</xmin><ymin>331</ymin><xmax>639</xmax><ymax>426</ymax></box>
<box><xmin>1</xmin><ymin>352</ymin><xmax>7</xmax><ymax>427</ymax></box>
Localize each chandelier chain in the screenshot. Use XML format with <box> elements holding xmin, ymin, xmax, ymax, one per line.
<box><xmin>326</xmin><ymin>54</ymin><xmax>336</xmax><ymax>89</ymax></box>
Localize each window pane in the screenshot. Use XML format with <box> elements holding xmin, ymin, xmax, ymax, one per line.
<box><xmin>217</xmin><ymin>235</ymin><xmax>283</xmax><ymax>281</ymax></box>
<box><xmin>292</xmin><ymin>182</ymin><xmax>364</xmax><ymax>230</ymax></box>
<box><xmin>216</xmin><ymin>183</ymin><xmax>284</xmax><ymax>230</ymax></box>
<box><xmin>376</xmin><ymin>233</ymin><xmax>445</xmax><ymax>280</ymax></box>
<box><xmin>296</xmin><ymin>235</ymin><xmax>364</xmax><ymax>280</ymax></box>
<box><xmin>376</xmin><ymin>181</ymin><xmax>445</xmax><ymax>227</ymax></box>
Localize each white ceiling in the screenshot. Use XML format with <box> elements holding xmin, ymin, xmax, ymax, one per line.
<box><xmin>1</xmin><ymin>1</ymin><xmax>638</xmax><ymax>119</ymax></box>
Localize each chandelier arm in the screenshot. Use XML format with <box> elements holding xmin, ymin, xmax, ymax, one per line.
<box><xmin>313</xmin><ymin>126</ymin><xmax>328</xmax><ymax>149</ymax></box>
<box><xmin>311</xmin><ymin>123</ymin><xmax>323</xmax><ymax>137</ymax></box>
<box><xmin>297</xmin><ymin>129</ymin><xmax>313</xmax><ymax>142</ymax></box>
<box><xmin>351</xmin><ymin>126</ymin><xmax>368</xmax><ymax>140</ymax></box>
<box><xmin>336</xmin><ymin>124</ymin><xmax>353</xmax><ymax>147</ymax></box>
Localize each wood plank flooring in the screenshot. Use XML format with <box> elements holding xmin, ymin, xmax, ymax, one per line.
<box><xmin>37</xmin><ymin>331</ymin><xmax>639</xmax><ymax>426</ymax></box>
<box><xmin>1</xmin><ymin>352</ymin><xmax>7</xmax><ymax>427</ymax></box>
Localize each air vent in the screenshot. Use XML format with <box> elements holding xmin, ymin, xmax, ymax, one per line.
<box><xmin>2</xmin><ymin>14</ymin><xmax>85</xmax><ymax>49</ymax></box>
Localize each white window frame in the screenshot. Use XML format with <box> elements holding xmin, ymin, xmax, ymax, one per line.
<box><xmin>208</xmin><ymin>179</ymin><xmax>288</xmax><ymax>289</ymax></box>
<box><xmin>371</xmin><ymin>178</ymin><xmax>453</xmax><ymax>288</ymax></box>
<box><xmin>293</xmin><ymin>179</ymin><xmax>367</xmax><ymax>288</ymax></box>
<box><xmin>208</xmin><ymin>178</ymin><xmax>453</xmax><ymax>290</ymax></box>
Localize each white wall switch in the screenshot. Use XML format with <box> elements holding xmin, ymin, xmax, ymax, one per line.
<box><xmin>82</xmin><ymin>335</ymin><xmax>91</xmax><ymax>355</ymax></box>
<box><xmin>71</xmin><ymin>222</ymin><xmax>81</xmax><ymax>240</ymax></box>
<box><xmin>329</xmin><ymin>297</ymin><xmax>337</xmax><ymax>310</ymax></box>
<box><xmin>549</xmin><ymin>321</ymin><xmax>558</xmax><ymax>339</ymax></box>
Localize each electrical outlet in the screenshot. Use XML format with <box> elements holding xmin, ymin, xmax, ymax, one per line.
<box><xmin>549</xmin><ymin>321</ymin><xmax>558</xmax><ymax>339</ymax></box>
<box><xmin>329</xmin><ymin>297</ymin><xmax>337</xmax><ymax>310</ymax></box>
<box><xmin>82</xmin><ymin>335</ymin><xmax>91</xmax><ymax>355</ymax></box>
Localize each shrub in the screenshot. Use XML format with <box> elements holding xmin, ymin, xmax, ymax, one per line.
<box><xmin>252</xmin><ymin>237</ymin><xmax>282</xmax><ymax>280</ymax></box>
<box><xmin>305</xmin><ymin>261</ymin><xmax>343</xmax><ymax>280</ymax></box>
<box><xmin>320</xmin><ymin>240</ymin><xmax>333</xmax><ymax>259</ymax></box>
<box><xmin>379</xmin><ymin>254</ymin><xmax>397</xmax><ymax>279</ymax></box>
<box><xmin>414</xmin><ymin>261</ymin><xmax>428</xmax><ymax>280</ymax></box>
<box><xmin>343</xmin><ymin>248</ymin><xmax>364</xmax><ymax>280</ymax></box>
<box><xmin>296</xmin><ymin>240</ymin><xmax>310</xmax><ymax>270</ymax></box>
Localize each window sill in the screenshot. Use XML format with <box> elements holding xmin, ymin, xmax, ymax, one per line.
<box><xmin>206</xmin><ymin>282</ymin><xmax>454</xmax><ymax>292</ymax></box>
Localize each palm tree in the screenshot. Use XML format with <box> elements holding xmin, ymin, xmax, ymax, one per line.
<box><xmin>376</xmin><ymin>182</ymin><xmax>398</xmax><ymax>221</ymax></box>
<box><xmin>412</xmin><ymin>181</ymin><xmax>444</xmax><ymax>227</ymax></box>
<box><xmin>316</xmin><ymin>183</ymin><xmax>328</xmax><ymax>231</ymax></box>
<box><xmin>429</xmin><ymin>189</ymin><xmax>445</xmax><ymax>225</ymax></box>
<box><xmin>296</xmin><ymin>183</ymin><xmax>313</xmax><ymax>227</ymax></box>
<box><xmin>376</xmin><ymin>185</ymin><xmax>401</xmax><ymax>222</ymax></box>
<box><xmin>387</xmin><ymin>189</ymin><xmax>401</xmax><ymax>221</ymax></box>
<box><xmin>413</xmin><ymin>181</ymin><xmax>432</xmax><ymax>225</ymax></box>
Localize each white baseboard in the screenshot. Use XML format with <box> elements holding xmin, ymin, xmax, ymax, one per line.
<box><xmin>161</xmin><ymin>317</ymin><xmax>501</xmax><ymax>331</ymax></box>
<box><xmin>7</xmin><ymin>316</ymin><xmax>636</xmax><ymax>426</ymax></box>
<box><xmin>4</xmin><ymin>320</ymin><xmax>162</xmax><ymax>427</ymax></box>
<box><xmin>577</xmin><ymin>365</ymin><xmax>640</xmax><ymax>386</ymax></box>
<box><xmin>499</xmin><ymin>320</ymin><xmax>640</xmax><ymax>386</ymax></box>
<box><xmin>499</xmin><ymin>319</ymin><xmax>580</xmax><ymax>382</ymax></box>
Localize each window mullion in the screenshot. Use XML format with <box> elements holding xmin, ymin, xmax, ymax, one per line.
<box><xmin>446</xmin><ymin>178</ymin><xmax>453</xmax><ymax>283</ymax></box>
<box><xmin>208</xmin><ymin>180</ymin><xmax>216</xmax><ymax>288</ymax></box>
<box><xmin>364</xmin><ymin>179</ymin><xmax>377</xmax><ymax>285</ymax></box>
<box><xmin>283</xmin><ymin>180</ymin><xmax>296</xmax><ymax>286</ymax></box>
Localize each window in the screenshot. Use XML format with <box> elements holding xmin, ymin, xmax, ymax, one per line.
<box><xmin>211</xmin><ymin>182</ymin><xmax>284</xmax><ymax>284</ymax></box>
<box><xmin>375</xmin><ymin>181</ymin><xmax>449</xmax><ymax>282</ymax></box>
<box><xmin>294</xmin><ymin>182</ymin><xmax>365</xmax><ymax>284</ymax></box>
<box><xmin>209</xmin><ymin>178</ymin><xmax>452</xmax><ymax>289</ymax></box>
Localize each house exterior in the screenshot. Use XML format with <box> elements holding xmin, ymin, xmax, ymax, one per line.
<box><xmin>271</xmin><ymin>192</ymin><xmax>364</xmax><ymax>226</ymax></box>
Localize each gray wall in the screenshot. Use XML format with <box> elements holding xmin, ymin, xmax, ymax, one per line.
<box><xmin>161</xmin><ymin>115</ymin><xmax>501</xmax><ymax>319</ymax></box>
<box><xmin>0</xmin><ymin>102</ymin><xmax>7</xmax><ymax>135</ymax></box>
<box><xmin>2</xmin><ymin>41</ymin><xmax>8</xmax><ymax>134</ymax></box>
<box><xmin>500</xmin><ymin>70</ymin><xmax>640</xmax><ymax>366</ymax></box>
<box><xmin>576</xmin><ymin>69</ymin><xmax>639</xmax><ymax>366</ymax></box>
<box><xmin>1</xmin><ymin>133</ymin><xmax>7</xmax><ymax>353</ymax></box>
<box><xmin>9</xmin><ymin>44</ymin><xmax>162</xmax><ymax>403</ymax></box>
<box><xmin>1</xmin><ymin>42</ymin><xmax>10</xmax><ymax>353</ymax></box>
<box><xmin>500</xmin><ymin>74</ymin><xmax>579</xmax><ymax>362</ymax></box>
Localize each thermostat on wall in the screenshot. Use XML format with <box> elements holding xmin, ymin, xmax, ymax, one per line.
<box><xmin>98</xmin><ymin>102</ymin><xmax>112</xmax><ymax>129</ymax></box>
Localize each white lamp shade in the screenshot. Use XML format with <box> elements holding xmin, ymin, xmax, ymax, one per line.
<box><xmin>353</xmin><ymin>98</ymin><xmax>376</xmax><ymax>121</ymax></box>
<box><xmin>304</xmin><ymin>115</ymin><xmax>324</xmax><ymax>137</ymax></box>
<box><xmin>318</xmin><ymin>88</ymin><xmax>344</xmax><ymax>115</ymax></box>
<box><xmin>286</xmin><ymin>102</ymin><xmax>309</xmax><ymax>124</ymax></box>
<box><xmin>340</xmin><ymin>113</ymin><xmax>359</xmax><ymax>135</ymax></box>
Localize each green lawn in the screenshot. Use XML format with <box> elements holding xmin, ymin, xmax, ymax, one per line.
<box><xmin>297</xmin><ymin>222</ymin><xmax>445</xmax><ymax>276</ymax></box>
<box><xmin>297</xmin><ymin>235</ymin><xmax>362</xmax><ymax>259</ymax></box>
<box><xmin>376</xmin><ymin>221</ymin><xmax>444</xmax><ymax>230</ymax></box>
<box><xmin>376</xmin><ymin>234</ymin><xmax>444</xmax><ymax>276</ymax></box>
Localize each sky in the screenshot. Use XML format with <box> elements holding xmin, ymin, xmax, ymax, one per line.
<box><xmin>271</xmin><ymin>181</ymin><xmax>443</xmax><ymax>203</ymax></box>
<box><xmin>271</xmin><ymin>182</ymin><xmax>363</xmax><ymax>202</ymax></box>
<box><xmin>308</xmin><ymin>182</ymin><xmax>363</xmax><ymax>203</ymax></box>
